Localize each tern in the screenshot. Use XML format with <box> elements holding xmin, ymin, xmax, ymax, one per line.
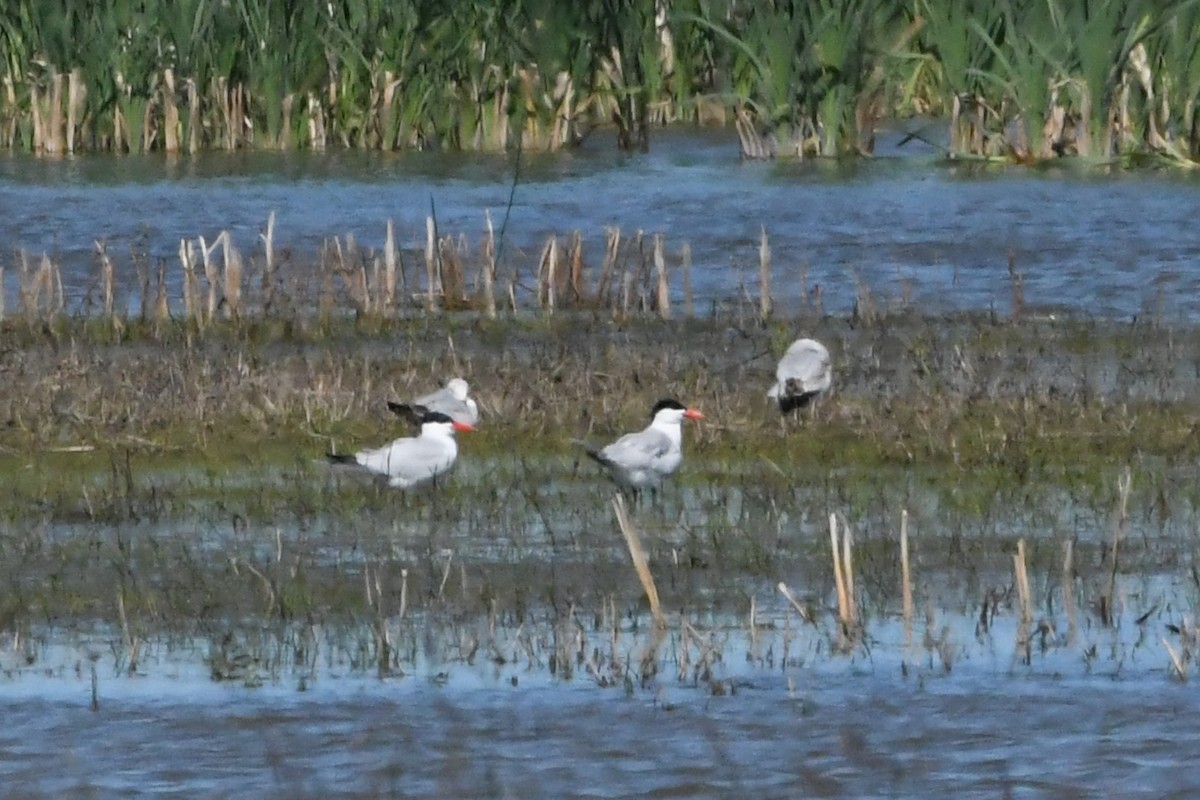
<box><xmin>578</xmin><ymin>399</ymin><xmax>704</xmax><ymax>492</ymax></box>
<box><xmin>768</xmin><ymin>338</ymin><xmax>832</xmax><ymax>413</ymax></box>
<box><xmin>328</xmin><ymin>410</ymin><xmax>474</xmax><ymax>488</ymax></box>
<box><xmin>387</xmin><ymin>377</ymin><xmax>479</xmax><ymax>428</ymax></box>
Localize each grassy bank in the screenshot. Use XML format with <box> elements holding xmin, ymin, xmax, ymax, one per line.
<box><xmin>2</xmin><ymin>0</ymin><xmax>1199</xmax><ymax>164</ymax></box>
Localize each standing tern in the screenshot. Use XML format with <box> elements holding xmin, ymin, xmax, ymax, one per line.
<box><xmin>768</xmin><ymin>338</ymin><xmax>832</xmax><ymax>414</ymax></box>
<box><xmin>388</xmin><ymin>377</ymin><xmax>479</xmax><ymax>428</ymax></box>
<box><xmin>328</xmin><ymin>410</ymin><xmax>474</xmax><ymax>488</ymax></box>
<box><xmin>578</xmin><ymin>399</ymin><xmax>705</xmax><ymax>492</ymax></box>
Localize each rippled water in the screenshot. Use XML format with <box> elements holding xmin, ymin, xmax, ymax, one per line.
<box><xmin>3</xmin><ymin>593</ymin><xmax>1196</xmax><ymax>799</ymax></box>
<box><xmin>6</xmin><ymin>132</ymin><xmax>1200</xmax><ymax>797</ymax></box>
<box><xmin>4</xmin><ymin>127</ymin><xmax>1200</xmax><ymax>319</ymax></box>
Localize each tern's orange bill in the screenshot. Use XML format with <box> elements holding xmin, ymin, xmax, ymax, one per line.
<box><xmin>684</xmin><ymin>409</ymin><xmax>704</xmax><ymax>421</ymax></box>
<box><xmin>452</xmin><ymin>421</ymin><xmax>476</xmax><ymax>432</ymax></box>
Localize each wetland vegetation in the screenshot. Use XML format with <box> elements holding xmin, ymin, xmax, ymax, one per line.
<box><xmin>4</xmin><ymin>295</ymin><xmax>1200</xmax><ymax>687</ymax></box>
<box><xmin>3</xmin><ymin>0</ymin><xmax>1200</xmax><ymax>164</ymax></box>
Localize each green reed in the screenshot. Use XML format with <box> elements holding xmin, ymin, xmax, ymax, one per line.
<box><xmin>3</xmin><ymin>0</ymin><xmax>1200</xmax><ymax>163</ymax></box>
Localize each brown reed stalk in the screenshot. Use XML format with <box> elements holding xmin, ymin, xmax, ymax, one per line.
<box><xmin>153</xmin><ymin>261</ymin><xmax>169</xmax><ymax>323</ymax></box>
<box><xmin>17</xmin><ymin>250</ymin><xmax>34</xmax><ymax>321</ymax></box>
<box><xmin>1014</xmin><ymin>539</ymin><xmax>1033</xmax><ymax>626</ymax></box>
<box><xmin>1062</xmin><ymin>539</ymin><xmax>1077</xmax><ymax>646</ymax></box>
<box><xmin>1101</xmin><ymin>467</ymin><xmax>1132</xmax><ymax>626</ymax></box>
<box><xmin>775</xmin><ymin>582</ymin><xmax>810</xmax><ymax>621</ymax></box>
<box><xmin>162</xmin><ymin>68</ymin><xmax>180</xmax><ymax>154</ymax></box>
<box><xmin>318</xmin><ymin>245</ymin><xmax>334</xmax><ymax>323</ymax></box>
<box><xmin>828</xmin><ymin>513</ymin><xmax>854</xmax><ymax>628</ymax></box>
<box><xmin>900</xmin><ymin>508</ymin><xmax>913</xmax><ymax>653</ymax></box>
<box><xmin>1008</xmin><ymin>250</ymin><xmax>1024</xmax><ymax>320</ymax></box>
<box><xmin>748</xmin><ymin>594</ymin><xmax>758</xmax><ymax>654</ymax></box>
<box><xmin>0</xmin><ymin>265</ymin><xmax>5</xmax><ymax>321</ymax></box>
<box><xmin>178</xmin><ymin>238</ymin><xmax>197</xmax><ymax>326</ymax></box>
<box><xmin>384</xmin><ymin>219</ymin><xmax>398</xmax><ymax>313</ymax></box>
<box><xmin>537</xmin><ymin>235</ymin><xmax>558</xmax><ymax>313</ymax></box>
<box><xmin>35</xmin><ymin>254</ymin><xmax>55</xmax><ymax>320</ymax></box>
<box><xmin>134</xmin><ymin>243</ymin><xmax>152</xmax><ymax>321</ymax></box>
<box><xmin>612</xmin><ymin>493</ymin><xmax>665</xmax><ymax>630</ymax></box>
<box><xmin>50</xmin><ymin>255</ymin><xmax>64</xmax><ymax>317</ymax></box>
<box><xmin>95</xmin><ymin>240</ymin><xmax>115</xmax><ymax>321</ymax></box>
<box><xmin>1013</xmin><ymin>538</ymin><xmax>1033</xmax><ymax>664</ymax></box>
<box><xmin>186</xmin><ymin>78</ymin><xmax>200</xmax><ymax>154</ymax></box>
<box><xmin>759</xmin><ymin>226</ymin><xmax>773</xmax><ymax>321</ymax></box>
<box><xmin>369</xmin><ymin>255</ymin><xmax>382</xmax><ymax>316</ymax></box>
<box><xmin>598</xmin><ymin>227</ymin><xmax>620</xmax><ymax>307</ymax></box>
<box><xmin>47</xmin><ymin>70</ymin><xmax>65</xmax><ymax>154</ymax></box>
<box><xmin>260</xmin><ymin>211</ymin><xmax>276</xmax><ymax>312</ymax></box>
<box><xmin>633</xmin><ymin>230</ymin><xmax>648</xmax><ymax>311</ymax></box>
<box><xmin>653</xmin><ymin>233</ymin><xmax>670</xmax><ymax>319</ymax></box>
<box><xmin>482</xmin><ymin>212</ymin><xmax>496</xmax><ymax>318</ymax></box>
<box><xmin>398</xmin><ymin>568</ymin><xmax>408</xmax><ymax>620</ymax></box>
<box><xmin>1162</xmin><ymin>637</ymin><xmax>1187</xmax><ymax>682</ymax></box>
<box><xmin>439</xmin><ymin>237</ymin><xmax>465</xmax><ymax>309</ymax></box>
<box><xmin>222</xmin><ymin>231</ymin><xmax>243</xmax><ymax>319</ymax></box>
<box><xmin>681</xmin><ymin>242</ymin><xmax>693</xmax><ymax>318</ymax></box>
<box><xmin>67</xmin><ymin>69</ymin><xmax>84</xmax><ymax>154</ymax></box>
<box><xmin>568</xmin><ymin>230</ymin><xmax>584</xmax><ymax>304</ymax></box>
<box><xmin>199</xmin><ymin>234</ymin><xmax>221</xmax><ymax>324</ymax></box>
<box><xmin>841</xmin><ymin>517</ymin><xmax>857</xmax><ymax>625</ymax></box>
<box><xmin>425</xmin><ymin>216</ymin><xmax>437</xmax><ymax>310</ymax></box>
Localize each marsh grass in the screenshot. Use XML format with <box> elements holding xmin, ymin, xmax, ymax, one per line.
<box><xmin>4</xmin><ymin>291</ymin><xmax>1200</xmax><ymax>688</ymax></box>
<box><xmin>2</xmin><ymin>1</ymin><xmax>1200</xmax><ymax>167</ymax></box>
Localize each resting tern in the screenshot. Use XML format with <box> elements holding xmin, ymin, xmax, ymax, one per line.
<box><xmin>579</xmin><ymin>399</ymin><xmax>704</xmax><ymax>491</ymax></box>
<box><xmin>388</xmin><ymin>378</ymin><xmax>479</xmax><ymax>428</ymax></box>
<box><xmin>328</xmin><ymin>410</ymin><xmax>474</xmax><ymax>488</ymax></box>
<box><xmin>767</xmin><ymin>338</ymin><xmax>832</xmax><ymax>413</ymax></box>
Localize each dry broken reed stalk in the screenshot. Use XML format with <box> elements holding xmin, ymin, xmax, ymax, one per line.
<box><xmin>1008</xmin><ymin>251</ymin><xmax>1024</xmax><ymax>320</ymax></box>
<box><xmin>681</xmin><ymin>242</ymin><xmax>693</xmax><ymax>318</ymax></box>
<box><xmin>1101</xmin><ymin>466</ymin><xmax>1133</xmax><ymax>626</ymax></box>
<box><xmin>611</xmin><ymin>493</ymin><xmax>665</xmax><ymax>631</ymax></box>
<box><xmin>385</xmin><ymin>219</ymin><xmax>400</xmax><ymax>312</ymax></box>
<box><xmin>482</xmin><ymin>212</ymin><xmax>496</xmax><ymax>318</ymax></box>
<box><xmin>424</xmin><ymin>216</ymin><xmax>438</xmax><ymax>311</ymax></box>
<box><xmin>1162</xmin><ymin>636</ymin><xmax>1187</xmax><ymax>682</ymax></box>
<box><xmin>1013</xmin><ymin>538</ymin><xmax>1033</xmax><ymax>664</ymax></box>
<box><xmin>537</xmin><ymin>235</ymin><xmax>558</xmax><ymax>312</ymax></box>
<box><xmin>775</xmin><ymin>582</ymin><xmax>810</xmax><ymax>622</ymax></box>
<box><xmin>900</xmin><ymin>508</ymin><xmax>913</xmax><ymax>653</ymax></box>
<box><xmin>828</xmin><ymin>513</ymin><xmax>857</xmax><ymax>634</ymax></box>
<box><xmin>1062</xmin><ymin>539</ymin><xmax>1077</xmax><ymax>646</ymax></box>
<box><xmin>260</xmin><ymin>210</ymin><xmax>277</xmax><ymax>312</ymax></box>
<box><xmin>759</xmin><ymin>226</ymin><xmax>772</xmax><ymax>321</ymax></box>
<box><xmin>654</xmin><ymin>233</ymin><xmax>669</xmax><ymax>320</ymax></box>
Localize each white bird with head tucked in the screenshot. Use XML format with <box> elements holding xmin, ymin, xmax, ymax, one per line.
<box><xmin>768</xmin><ymin>338</ymin><xmax>832</xmax><ymax>414</ymax></box>
<box><xmin>328</xmin><ymin>410</ymin><xmax>474</xmax><ymax>488</ymax></box>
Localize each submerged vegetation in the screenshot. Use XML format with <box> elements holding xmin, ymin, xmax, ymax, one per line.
<box><xmin>1</xmin><ymin>0</ymin><xmax>1199</xmax><ymax>163</ymax></box>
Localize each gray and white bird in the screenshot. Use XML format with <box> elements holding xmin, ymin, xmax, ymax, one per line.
<box><xmin>767</xmin><ymin>338</ymin><xmax>832</xmax><ymax>414</ymax></box>
<box><xmin>328</xmin><ymin>410</ymin><xmax>474</xmax><ymax>488</ymax></box>
<box><xmin>579</xmin><ymin>399</ymin><xmax>705</xmax><ymax>491</ymax></box>
<box><xmin>388</xmin><ymin>377</ymin><xmax>479</xmax><ymax>428</ymax></box>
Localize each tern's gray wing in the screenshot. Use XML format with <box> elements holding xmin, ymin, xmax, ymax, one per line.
<box><xmin>601</xmin><ymin>427</ymin><xmax>674</xmax><ymax>471</ymax></box>
<box><xmin>414</xmin><ymin>387</ymin><xmax>479</xmax><ymax>426</ymax></box>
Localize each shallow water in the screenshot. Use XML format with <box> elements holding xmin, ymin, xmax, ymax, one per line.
<box><xmin>3</xmin><ymin>589</ymin><xmax>1196</xmax><ymax>799</ymax></box>
<box><xmin>6</xmin><ymin>134</ymin><xmax>1200</xmax><ymax>797</ymax></box>
<box><xmin>4</xmin><ymin>127</ymin><xmax>1200</xmax><ymax>319</ymax></box>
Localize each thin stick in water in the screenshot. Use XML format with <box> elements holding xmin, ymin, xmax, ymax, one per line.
<box><xmin>612</xmin><ymin>494</ymin><xmax>665</xmax><ymax>630</ymax></box>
